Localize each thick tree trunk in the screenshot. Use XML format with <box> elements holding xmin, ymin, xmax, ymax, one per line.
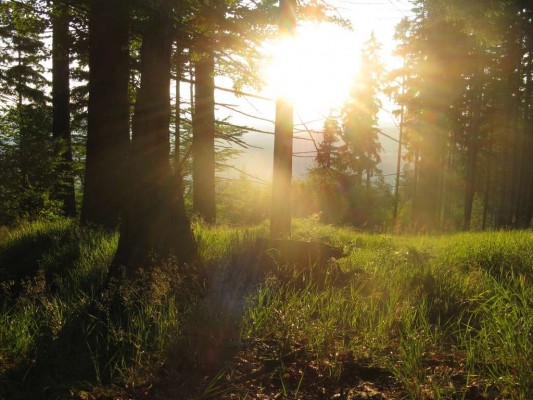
<box><xmin>270</xmin><ymin>0</ymin><xmax>296</xmax><ymax>239</ymax></box>
<box><xmin>52</xmin><ymin>1</ymin><xmax>76</xmax><ymax>217</ymax></box>
<box><xmin>81</xmin><ymin>0</ymin><xmax>130</xmax><ymax>229</ymax></box>
<box><xmin>192</xmin><ymin>44</ymin><xmax>216</xmax><ymax>223</ymax></box>
<box><xmin>114</xmin><ymin>1</ymin><xmax>196</xmax><ymax>274</ymax></box>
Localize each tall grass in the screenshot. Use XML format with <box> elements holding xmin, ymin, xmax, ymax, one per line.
<box><xmin>0</xmin><ymin>220</ymin><xmax>184</xmax><ymax>396</ymax></box>
<box><xmin>0</xmin><ymin>219</ymin><xmax>268</xmax><ymax>398</ymax></box>
<box><xmin>1</xmin><ymin>218</ymin><xmax>531</xmax><ymax>399</ymax></box>
<box><xmin>241</xmin><ymin>221</ymin><xmax>533</xmax><ymax>399</ymax></box>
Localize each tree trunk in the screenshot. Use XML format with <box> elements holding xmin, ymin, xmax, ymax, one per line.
<box><xmin>516</xmin><ymin>54</ymin><xmax>532</xmax><ymax>227</ymax></box>
<box><xmin>525</xmin><ymin>58</ymin><xmax>533</xmax><ymax>227</ymax></box>
<box><xmin>114</xmin><ymin>1</ymin><xmax>196</xmax><ymax>274</ymax></box>
<box><xmin>81</xmin><ymin>0</ymin><xmax>130</xmax><ymax>229</ymax></box>
<box><xmin>482</xmin><ymin>123</ymin><xmax>493</xmax><ymax>230</ymax></box>
<box><xmin>52</xmin><ymin>1</ymin><xmax>76</xmax><ymax>218</ymax></box>
<box><xmin>417</xmin><ymin>120</ymin><xmax>444</xmax><ymax>231</ymax></box>
<box><xmin>463</xmin><ymin>77</ymin><xmax>482</xmax><ymax>230</ymax></box>
<box><xmin>526</xmin><ymin>128</ymin><xmax>533</xmax><ymax>227</ymax></box>
<box><xmin>270</xmin><ymin>0</ymin><xmax>296</xmax><ymax>239</ymax></box>
<box><xmin>411</xmin><ymin>146</ymin><xmax>419</xmax><ymax>228</ymax></box>
<box><xmin>392</xmin><ymin>100</ymin><xmax>404</xmax><ymax>228</ymax></box>
<box><xmin>192</xmin><ymin>42</ymin><xmax>216</xmax><ymax>223</ymax></box>
<box><xmin>174</xmin><ymin>47</ymin><xmax>182</xmax><ymax>167</ymax></box>
<box><xmin>442</xmin><ymin>111</ymin><xmax>459</xmax><ymax>225</ymax></box>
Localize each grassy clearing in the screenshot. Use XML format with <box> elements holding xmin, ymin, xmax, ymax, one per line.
<box><xmin>238</xmin><ymin>221</ymin><xmax>533</xmax><ymax>399</ymax></box>
<box><xmin>0</xmin><ymin>218</ymin><xmax>531</xmax><ymax>399</ymax></box>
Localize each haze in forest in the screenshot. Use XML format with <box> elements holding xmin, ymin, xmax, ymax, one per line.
<box><xmin>1</xmin><ymin>0</ymin><xmax>533</xmax><ymax>398</ymax></box>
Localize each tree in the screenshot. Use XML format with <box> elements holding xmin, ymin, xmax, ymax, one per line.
<box><xmin>393</xmin><ymin>0</ymin><xmax>533</xmax><ymax>231</ymax></box>
<box><xmin>0</xmin><ymin>0</ymin><xmax>55</xmax><ymax>224</ymax></box>
<box><xmin>188</xmin><ymin>0</ymin><xmax>279</xmax><ymax>223</ymax></box>
<box><xmin>81</xmin><ymin>0</ymin><xmax>130</xmax><ymax>229</ymax></box>
<box><xmin>311</xmin><ymin>115</ymin><xmax>345</xmax><ymax>223</ymax></box>
<box><xmin>0</xmin><ymin>0</ymin><xmax>48</xmax><ymax>107</ymax></box>
<box><xmin>191</xmin><ymin>2</ymin><xmax>218</xmax><ymax>223</ymax></box>
<box><xmin>114</xmin><ymin>0</ymin><xmax>197</xmax><ymax>274</ymax></box>
<box><xmin>270</xmin><ymin>0</ymin><xmax>296</xmax><ymax>239</ymax></box>
<box><xmin>341</xmin><ymin>33</ymin><xmax>383</xmax><ymax>189</ymax></box>
<box><xmin>52</xmin><ymin>0</ymin><xmax>76</xmax><ymax>217</ymax></box>
<box><xmin>316</xmin><ymin>115</ymin><xmax>340</xmax><ymax>170</ymax></box>
<box><xmin>0</xmin><ymin>105</ymin><xmax>56</xmax><ymax>224</ymax></box>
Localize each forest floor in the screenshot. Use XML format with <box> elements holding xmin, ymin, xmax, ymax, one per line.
<box><xmin>0</xmin><ymin>219</ymin><xmax>532</xmax><ymax>399</ymax></box>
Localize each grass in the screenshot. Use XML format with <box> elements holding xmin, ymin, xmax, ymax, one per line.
<box><xmin>240</xmin><ymin>222</ymin><xmax>533</xmax><ymax>399</ymax></box>
<box><xmin>0</xmin><ymin>218</ymin><xmax>531</xmax><ymax>399</ymax></box>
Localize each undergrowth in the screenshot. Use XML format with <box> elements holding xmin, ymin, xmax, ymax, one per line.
<box><xmin>0</xmin><ymin>219</ymin><xmax>264</xmax><ymax>399</ymax></box>
<box><xmin>0</xmin><ymin>218</ymin><xmax>531</xmax><ymax>399</ymax></box>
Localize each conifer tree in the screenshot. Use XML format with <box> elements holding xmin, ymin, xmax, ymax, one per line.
<box><xmin>52</xmin><ymin>0</ymin><xmax>76</xmax><ymax>217</ymax></box>
<box><xmin>341</xmin><ymin>32</ymin><xmax>383</xmax><ymax>187</ymax></box>
<box><xmin>114</xmin><ymin>0</ymin><xmax>197</xmax><ymax>273</ymax></box>
<box><xmin>81</xmin><ymin>0</ymin><xmax>130</xmax><ymax>229</ymax></box>
<box><xmin>270</xmin><ymin>0</ymin><xmax>297</xmax><ymax>239</ymax></box>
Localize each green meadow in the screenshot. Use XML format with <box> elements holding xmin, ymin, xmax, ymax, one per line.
<box><xmin>1</xmin><ymin>219</ymin><xmax>532</xmax><ymax>399</ymax></box>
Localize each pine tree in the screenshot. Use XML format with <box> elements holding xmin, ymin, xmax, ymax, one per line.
<box><xmin>0</xmin><ymin>0</ymin><xmax>48</xmax><ymax>107</ymax></box>
<box><xmin>51</xmin><ymin>0</ymin><xmax>76</xmax><ymax>217</ymax></box>
<box><xmin>341</xmin><ymin>32</ymin><xmax>383</xmax><ymax>187</ymax></box>
<box><xmin>114</xmin><ymin>0</ymin><xmax>197</xmax><ymax>274</ymax></box>
<box><xmin>270</xmin><ymin>0</ymin><xmax>296</xmax><ymax>239</ymax></box>
<box><xmin>81</xmin><ymin>0</ymin><xmax>130</xmax><ymax>229</ymax></box>
<box><xmin>0</xmin><ymin>0</ymin><xmax>55</xmax><ymax>223</ymax></box>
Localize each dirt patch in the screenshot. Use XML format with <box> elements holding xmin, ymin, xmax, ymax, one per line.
<box><xmin>206</xmin><ymin>345</ymin><xmax>402</xmax><ymax>399</ymax></box>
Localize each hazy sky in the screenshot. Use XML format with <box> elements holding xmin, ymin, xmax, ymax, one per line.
<box><xmin>215</xmin><ymin>0</ymin><xmax>414</xmax><ymax>182</ymax></box>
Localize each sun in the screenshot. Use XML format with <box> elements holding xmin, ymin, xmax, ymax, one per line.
<box><xmin>263</xmin><ymin>22</ymin><xmax>360</xmax><ymax>116</ymax></box>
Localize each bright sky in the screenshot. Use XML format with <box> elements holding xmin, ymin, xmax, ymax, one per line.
<box><xmin>212</xmin><ymin>0</ymin><xmax>415</xmax><ymax>182</ymax></box>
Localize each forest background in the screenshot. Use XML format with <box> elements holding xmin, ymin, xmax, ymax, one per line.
<box><xmin>2</xmin><ymin>0</ymin><xmax>531</xmax><ymax>233</ymax></box>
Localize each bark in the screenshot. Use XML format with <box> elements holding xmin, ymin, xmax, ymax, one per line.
<box><xmin>442</xmin><ymin>112</ymin><xmax>459</xmax><ymax>224</ymax></box>
<box><xmin>516</xmin><ymin>55</ymin><xmax>532</xmax><ymax>227</ymax></box>
<box><xmin>463</xmin><ymin>77</ymin><xmax>482</xmax><ymax>230</ymax></box>
<box><xmin>392</xmin><ymin>100</ymin><xmax>404</xmax><ymax>228</ymax></box>
<box><xmin>192</xmin><ymin>42</ymin><xmax>216</xmax><ymax>223</ymax></box>
<box><xmin>526</xmin><ymin>52</ymin><xmax>533</xmax><ymax>227</ymax></box>
<box><xmin>114</xmin><ymin>1</ymin><xmax>196</xmax><ymax>274</ymax></box>
<box><xmin>174</xmin><ymin>47</ymin><xmax>182</xmax><ymax>167</ymax></box>
<box><xmin>437</xmin><ymin>132</ymin><xmax>447</xmax><ymax>228</ymax></box>
<box><xmin>416</xmin><ymin>119</ymin><xmax>445</xmax><ymax>231</ymax></box>
<box><xmin>411</xmin><ymin>146</ymin><xmax>419</xmax><ymax>228</ymax></box>
<box><xmin>270</xmin><ymin>0</ymin><xmax>296</xmax><ymax>239</ymax></box>
<box><xmin>52</xmin><ymin>1</ymin><xmax>76</xmax><ymax>217</ymax></box>
<box><xmin>81</xmin><ymin>0</ymin><xmax>130</xmax><ymax>229</ymax></box>
<box><xmin>482</xmin><ymin>123</ymin><xmax>493</xmax><ymax>230</ymax></box>
<box><xmin>526</xmin><ymin>129</ymin><xmax>533</xmax><ymax>227</ymax></box>
<box><xmin>495</xmin><ymin>27</ymin><xmax>523</xmax><ymax>228</ymax></box>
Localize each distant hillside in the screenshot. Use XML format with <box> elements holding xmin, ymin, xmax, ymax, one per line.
<box><xmin>227</xmin><ymin>121</ymin><xmax>401</xmax><ymax>184</ymax></box>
